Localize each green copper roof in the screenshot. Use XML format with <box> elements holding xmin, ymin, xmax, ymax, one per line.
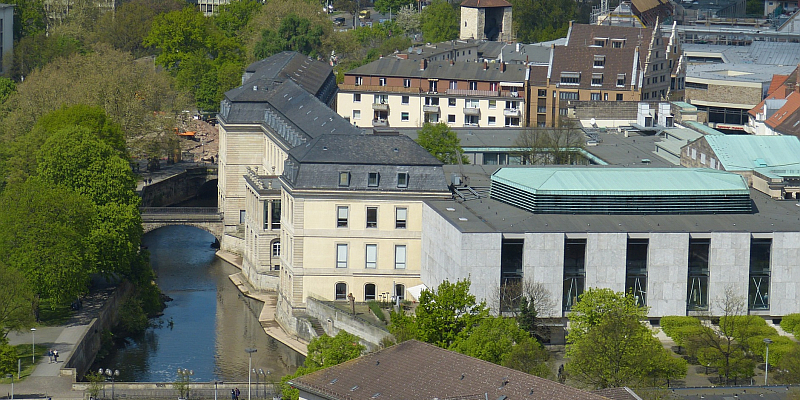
<box><xmin>491</xmin><ymin>167</ymin><xmax>749</xmax><ymax>196</ymax></box>
<box><xmin>704</xmin><ymin>135</ymin><xmax>800</xmax><ymax>172</ymax></box>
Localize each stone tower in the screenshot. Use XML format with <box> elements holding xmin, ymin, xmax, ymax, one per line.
<box><xmin>459</xmin><ymin>0</ymin><xmax>513</xmax><ymax>41</ymax></box>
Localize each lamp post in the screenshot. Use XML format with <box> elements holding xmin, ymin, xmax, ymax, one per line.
<box><xmin>764</xmin><ymin>337</ymin><xmax>773</xmax><ymax>386</ymax></box>
<box><xmin>258</xmin><ymin>369</ymin><xmax>266</xmax><ymax>398</ymax></box>
<box><xmin>252</xmin><ymin>369</ymin><xmax>259</xmax><ymax>399</ymax></box>
<box><xmin>214</xmin><ymin>380</ymin><xmax>223</xmax><ymax>400</ymax></box>
<box><xmin>100</xmin><ymin>368</ymin><xmax>120</xmax><ymax>400</ymax></box>
<box><xmin>245</xmin><ymin>348</ymin><xmax>257</xmax><ymax>400</ymax></box>
<box><xmin>6</xmin><ymin>373</ymin><xmax>14</xmax><ymax>400</ymax></box>
<box><xmin>176</xmin><ymin>368</ymin><xmax>193</xmax><ymax>400</ymax></box>
<box><xmin>30</xmin><ymin>328</ymin><xmax>36</xmax><ymax>364</ymax></box>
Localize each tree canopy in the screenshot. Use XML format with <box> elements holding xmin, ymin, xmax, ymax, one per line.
<box><xmin>253</xmin><ymin>14</ymin><xmax>325</xmax><ymax>60</ymax></box>
<box><xmin>566</xmin><ymin>288</ymin><xmax>687</xmax><ymax>389</ymax></box>
<box><xmin>507</xmin><ymin>0</ymin><xmax>577</xmax><ymax>43</ymax></box>
<box><xmin>416</xmin><ymin>122</ymin><xmax>467</xmax><ymax>164</ymax></box>
<box><xmin>281</xmin><ymin>331</ymin><xmax>365</xmax><ymax>400</ymax></box>
<box><xmin>374</xmin><ymin>0</ymin><xmax>414</xmax><ymax>15</ymax></box>
<box><xmin>421</xmin><ymin>0</ymin><xmax>459</xmax><ymax>43</ymax></box>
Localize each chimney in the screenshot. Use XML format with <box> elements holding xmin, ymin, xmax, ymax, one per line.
<box><xmin>484</xmin><ymin>61</ymin><xmax>488</xmax><ymax>70</ymax></box>
<box><xmin>420</xmin><ymin>59</ymin><xmax>427</xmax><ymax>71</ymax></box>
<box><xmin>501</xmin><ymin>62</ymin><xmax>506</xmax><ymax>73</ymax></box>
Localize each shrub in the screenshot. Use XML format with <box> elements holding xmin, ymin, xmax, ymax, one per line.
<box><xmin>780</xmin><ymin>314</ymin><xmax>800</xmax><ymax>336</ymax></box>
<box><xmin>748</xmin><ymin>335</ymin><xmax>796</xmax><ymax>365</ymax></box>
<box><xmin>367</xmin><ymin>301</ymin><xmax>387</xmax><ymax>323</ymax></box>
<box><xmin>660</xmin><ymin>316</ymin><xmax>702</xmax><ymax>348</ymax></box>
<box><xmin>720</xmin><ymin>315</ymin><xmax>776</xmax><ymax>340</ymax></box>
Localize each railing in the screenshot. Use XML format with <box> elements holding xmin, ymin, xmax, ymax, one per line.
<box><xmin>371</xmin><ymin>103</ymin><xmax>389</xmax><ymax>111</ymax></box>
<box><xmin>140</xmin><ymin>207</ymin><xmax>219</xmax><ymax>215</ymax></box>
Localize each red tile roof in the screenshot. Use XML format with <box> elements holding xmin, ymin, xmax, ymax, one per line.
<box><xmin>461</xmin><ymin>0</ymin><xmax>512</xmax><ymax>7</ymax></box>
<box><xmin>749</xmin><ymin>69</ymin><xmax>798</xmax><ymax>118</ymax></box>
<box><xmin>290</xmin><ymin>340</ymin><xmax>611</xmax><ymax>400</ymax></box>
<box><xmin>765</xmin><ymin>91</ymin><xmax>800</xmax><ymax>136</ymax></box>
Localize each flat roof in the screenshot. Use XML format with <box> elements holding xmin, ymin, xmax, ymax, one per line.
<box><xmin>687</xmin><ymin>64</ymin><xmax>796</xmax><ymax>84</ymax></box>
<box><xmin>583</xmin><ymin>130</ymin><xmax>678</xmax><ymax>167</ymax></box>
<box><xmin>492</xmin><ymin>167</ymin><xmax>749</xmax><ymax>195</ymax></box>
<box><xmin>683</xmin><ymin>42</ymin><xmax>800</xmax><ymax>66</ymax></box>
<box><xmin>430</xmin><ymin>166</ymin><xmax>800</xmax><ymax>233</ymax></box>
<box><xmin>705</xmin><ymin>134</ymin><xmax>800</xmax><ymax>171</ymax></box>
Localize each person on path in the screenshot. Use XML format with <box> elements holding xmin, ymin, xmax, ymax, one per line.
<box><xmin>231</xmin><ymin>389</ymin><xmax>235</xmax><ymax>400</ymax></box>
<box><xmin>47</xmin><ymin>349</ymin><xmax>53</xmax><ymax>363</ymax></box>
<box><xmin>53</xmin><ymin>349</ymin><xmax>59</xmax><ymax>363</ymax></box>
<box><xmin>235</xmin><ymin>387</ymin><xmax>240</xmax><ymax>400</ymax></box>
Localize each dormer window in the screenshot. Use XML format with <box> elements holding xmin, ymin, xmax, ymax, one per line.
<box><xmin>397</xmin><ymin>172</ymin><xmax>409</xmax><ymax>188</ymax></box>
<box><xmin>591</xmin><ymin>73</ymin><xmax>603</xmax><ymax>86</ymax></box>
<box><xmin>355</xmin><ymin>76</ymin><xmax>362</xmax><ymax>86</ymax></box>
<box><xmin>617</xmin><ymin>73</ymin><xmax>626</xmax><ymax>87</ymax></box>
<box><xmin>612</xmin><ymin>39</ymin><xmax>625</xmax><ymax>48</ymax></box>
<box><xmin>593</xmin><ymin>37</ymin><xmax>608</xmax><ymax>47</ymax></box>
<box><xmin>379</xmin><ymin>78</ymin><xmax>387</xmax><ymax>86</ymax></box>
<box><xmin>593</xmin><ymin>55</ymin><xmax>605</xmax><ymax>68</ymax></box>
<box><xmin>339</xmin><ymin>171</ymin><xmax>351</xmax><ymax>187</ymax></box>
<box><xmin>368</xmin><ymin>172</ymin><xmax>380</xmax><ymax>187</ymax></box>
<box><xmin>560</xmin><ymin>72</ymin><xmax>581</xmax><ymax>85</ymax></box>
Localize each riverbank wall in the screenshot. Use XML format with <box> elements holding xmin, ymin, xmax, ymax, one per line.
<box><xmin>140</xmin><ymin>167</ymin><xmax>217</xmax><ymax>207</ymax></box>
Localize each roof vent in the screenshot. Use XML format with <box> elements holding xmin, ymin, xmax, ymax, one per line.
<box><xmin>323</xmin><ymin>146</ymin><xmax>328</xmax><ymax>151</ymax></box>
<box><xmin>372</xmin><ymin>393</ymin><xmax>380</xmax><ymax>398</ymax></box>
<box><xmin>329</xmin><ymin>379</ymin><xmax>338</xmax><ymax>384</ymax></box>
<box><xmin>253</xmin><ymin>85</ymin><xmax>258</xmax><ymax>91</ymax></box>
<box><xmin>446</xmin><ymin>207</ymin><xmax>456</xmax><ymax>212</ymax></box>
<box><xmin>393</xmin><ymin>148</ymin><xmax>399</xmax><ymax>152</ymax></box>
<box><xmin>460</xmin><ymin>373</ymin><xmax>465</xmax><ymax>380</ymax></box>
<box><xmin>458</xmin><ymin>217</ymin><xmax>468</xmax><ymax>221</ymax></box>
<box><xmin>350</xmin><ymin>386</ymin><xmax>359</xmax><ymax>392</ymax></box>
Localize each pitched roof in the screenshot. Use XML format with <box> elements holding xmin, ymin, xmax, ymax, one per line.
<box><xmin>242</xmin><ymin>51</ymin><xmax>334</xmax><ymax>99</ymax></box>
<box><xmin>290</xmin><ymin>340</ymin><xmax>610</xmax><ymax>400</ymax></box>
<box><xmin>288</xmin><ymin>134</ymin><xmax>441</xmax><ymax>166</ymax></box>
<box><xmin>702</xmin><ymin>134</ymin><xmax>800</xmax><ymax>170</ymax></box>
<box><xmin>765</xmin><ymin>91</ymin><xmax>800</xmax><ymax>136</ymax></box>
<box><xmin>460</xmin><ymin>0</ymin><xmax>512</xmax><ymax>7</ymax></box>
<box><xmin>346</xmin><ymin>58</ymin><xmax>527</xmax><ymax>82</ymax></box>
<box><xmin>592</xmin><ymin>388</ymin><xmax>643</xmax><ymax>400</ymax></box>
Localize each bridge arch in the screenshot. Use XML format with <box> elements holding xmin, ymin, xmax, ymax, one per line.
<box><xmin>142</xmin><ymin>222</ymin><xmax>222</xmax><ymax>242</ymax></box>
<box><xmin>140</xmin><ymin>207</ymin><xmax>223</xmax><ymax>242</ymax></box>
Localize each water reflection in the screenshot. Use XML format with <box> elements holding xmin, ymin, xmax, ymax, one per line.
<box><xmin>93</xmin><ymin>225</ymin><xmax>302</xmax><ymax>382</ymax></box>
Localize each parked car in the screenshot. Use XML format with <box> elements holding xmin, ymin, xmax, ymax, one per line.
<box><xmin>359</xmin><ymin>10</ymin><xmax>370</xmax><ymax>19</ymax></box>
<box><xmin>333</xmin><ymin>16</ymin><xmax>345</xmax><ymax>25</ymax></box>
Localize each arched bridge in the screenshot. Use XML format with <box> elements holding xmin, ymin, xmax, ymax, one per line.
<box><xmin>140</xmin><ymin>207</ymin><xmax>223</xmax><ymax>241</ymax></box>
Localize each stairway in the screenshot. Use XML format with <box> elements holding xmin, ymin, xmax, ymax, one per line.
<box><xmin>307</xmin><ymin>316</ymin><xmax>326</xmax><ymax>337</ymax></box>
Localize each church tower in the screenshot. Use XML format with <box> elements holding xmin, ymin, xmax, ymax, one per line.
<box><xmin>459</xmin><ymin>0</ymin><xmax>513</xmax><ymax>41</ymax></box>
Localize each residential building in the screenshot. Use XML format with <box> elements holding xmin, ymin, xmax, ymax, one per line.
<box><xmin>532</xmin><ymin>22</ymin><xmax>682</xmax><ymax>127</ymax></box>
<box><xmin>337</xmin><ymin>58</ymin><xmax>527</xmax><ymax>128</ymax></box>
<box><xmin>459</xmin><ymin>0</ymin><xmax>513</xmax><ymax>42</ymax></box>
<box><xmin>290</xmin><ymin>340</ymin><xmax>612</xmax><ymax>400</ymax></box>
<box><xmin>680</xmin><ymin>134</ymin><xmax>800</xmax><ymax>199</ymax></box>
<box><xmin>421</xmin><ymin>166</ymin><xmax>800</xmax><ymax>326</ymax></box>
<box><xmin>747</xmin><ymin>65</ymin><xmax>800</xmax><ymax>137</ymax></box>
<box><xmin>0</xmin><ymin>4</ymin><xmax>12</xmax><ymax>74</ymax></box>
<box><xmin>189</xmin><ymin>0</ymin><xmax>228</xmax><ymax>15</ymax></box>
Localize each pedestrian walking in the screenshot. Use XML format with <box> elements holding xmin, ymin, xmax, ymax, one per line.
<box><xmin>53</xmin><ymin>349</ymin><xmax>59</xmax><ymax>363</ymax></box>
<box><xmin>235</xmin><ymin>387</ymin><xmax>240</xmax><ymax>400</ymax></box>
<box><xmin>47</xmin><ymin>349</ymin><xmax>53</xmax><ymax>363</ymax></box>
<box><xmin>231</xmin><ymin>389</ymin><xmax>236</xmax><ymax>400</ymax></box>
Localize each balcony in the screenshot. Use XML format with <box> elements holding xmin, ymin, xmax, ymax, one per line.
<box><xmin>504</xmin><ymin>108</ymin><xmax>522</xmax><ymax>117</ymax></box>
<box><xmin>463</xmin><ymin>107</ymin><xmax>481</xmax><ymax>116</ymax></box>
<box><xmin>372</xmin><ymin>119</ymin><xmax>388</xmax><ymax>127</ymax></box>
<box><xmin>372</xmin><ymin>103</ymin><xmax>389</xmax><ymax>111</ymax></box>
<box><xmin>423</xmin><ymin>105</ymin><xmax>440</xmax><ymax>113</ymax></box>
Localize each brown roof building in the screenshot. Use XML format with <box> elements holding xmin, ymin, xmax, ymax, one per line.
<box><xmin>289</xmin><ymin>340</ymin><xmax>612</xmax><ymax>400</ymax></box>
<box><xmin>747</xmin><ymin>66</ymin><xmax>800</xmax><ymax>137</ymax></box>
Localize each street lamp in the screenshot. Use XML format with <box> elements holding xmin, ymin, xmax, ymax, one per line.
<box><xmin>245</xmin><ymin>348</ymin><xmax>257</xmax><ymax>400</ymax></box>
<box><xmin>6</xmin><ymin>373</ymin><xmax>13</xmax><ymax>400</ymax></box>
<box><xmin>258</xmin><ymin>369</ymin><xmax>266</xmax><ymax>398</ymax></box>
<box><xmin>252</xmin><ymin>369</ymin><xmax>260</xmax><ymax>399</ymax></box>
<box><xmin>30</xmin><ymin>328</ymin><xmax>36</xmax><ymax>364</ymax></box>
<box><xmin>176</xmin><ymin>368</ymin><xmax>193</xmax><ymax>400</ymax></box>
<box><xmin>764</xmin><ymin>337</ymin><xmax>773</xmax><ymax>386</ymax></box>
<box><xmin>100</xmin><ymin>368</ymin><xmax>120</xmax><ymax>400</ymax></box>
<box><xmin>214</xmin><ymin>380</ymin><xmax>223</xmax><ymax>400</ymax></box>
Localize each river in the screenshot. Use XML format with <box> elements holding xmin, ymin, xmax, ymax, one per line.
<box><xmin>91</xmin><ymin>225</ymin><xmax>303</xmax><ymax>383</ymax></box>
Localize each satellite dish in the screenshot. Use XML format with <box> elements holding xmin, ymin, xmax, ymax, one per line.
<box><xmin>590</xmin><ymin>117</ymin><xmax>596</xmax><ymax>126</ymax></box>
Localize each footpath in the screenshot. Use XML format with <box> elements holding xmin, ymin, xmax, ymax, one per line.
<box><xmin>2</xmin><ymin>289</ymin><xmax>116</xmax><ymax>400</ymax></box>
<box><xmin>216</xmin><ymin>251</ymin><xmax>309</xmax><ymax>356</ymax></box>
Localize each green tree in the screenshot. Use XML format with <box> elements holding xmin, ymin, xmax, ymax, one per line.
<box><xmin>416</xmin><ymin>122</ymin><xmax>467</xmax><ymax>164</ymax></box>
<box><xmin>253</xmin><ymin>14</ymin><xmax>325</xmax><ymax>59</ymax></box>
<box><xmin>388</xmin><ymin>308</ymin><xmax>419</xmax><ymax>343</ymax></box>
<box><xmin>0</xmin><ymin>338</ymin><xmax>18</xmax><ymax>375</ymax></box>
<box><xmin>395</xmin><ymin>4</ymin><xmax>421</xmax><ymax>34</ymax></box>
<box><xmin>415</xmin><ymin>278</ymin><xmax>488</xmax><ymax>347</ymax></box>
<box><xmin>421</xmin><ymin>0</ymin><xmax>458</xmax><ymax>43</ymax></box>
<box><xmin>776</xmin><ymin>345</ymin><xmax>800</xmax><ymax>384</ymax></box>
<box><xmin>0</xmin><ymin>180</ymin><xmax>93</xmax><ymax>304</ymax></box>
<box><xmin>0</xmin><ymin>77</ymin><xmax>16</xmax><ymax>105</ymax></box>
<box><xmin>92</xmin><ymin>0</ymin><xmax>187</xmax><ymax>57</ymax></box>
<box><xmin>566</xmin><ymin>288</ymin><xmax>687</xmax><ymax>389</ymax></box>
<box><xmin>374</xmin><ymin>0</ymin><xmax>414</xmax><ymax>15</ymax></box>
<box><xmin>280</xmin><ymin>331</ymin><xmax>365</xmax><ymax>400</ymax></box>
<box><xmin>507</xmin><ymin>0</ymin><xmax>576</xmax><ymax>43</ymax></box>
<box><xmin>10</xmin><ymin>33</ymin><xmax>86</xmax><ymax>81</ymax></box>
<box><xmin>214</xmin><ymin>0</ymin><xmax>262</xmax><ymax>38</ymax></box>
<box><xmin>502</xmin><ymin>337</ymin><xmax>551</xmax><ymax>378</ymax></box>
<box><xmin>0</xmin><ymin>264</ymin><xmax>34</xmax><ymax>338</ymax></box>
<box><xmin>7</xmin><ymin>0</ymin><xmax>46</xmax><ymax>41</ymax></box>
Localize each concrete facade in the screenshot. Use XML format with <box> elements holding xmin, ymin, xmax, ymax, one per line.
<box><xmin>647</xmin><ymin>233</ymin><xmax>690</xmax><ymax>317</ymax></box>
<box><xmin>585</xmin><ymin>233</ymin><xmax>628</xmax><ymax>293</ymax></box>
<box><xmin>523</xmin><ymin>233</ymin><xmax>564</xmax><ymax>317</ymax></box>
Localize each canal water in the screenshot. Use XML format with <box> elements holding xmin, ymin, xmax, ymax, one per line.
<box><xmin>92</xmin><ymin>225</ymin><xmax>303</xmax><ymax>382</ymax></box>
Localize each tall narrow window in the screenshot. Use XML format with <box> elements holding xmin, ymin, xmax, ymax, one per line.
<box><xmin>263</xmin><ymin>201</ymin><xmax>269</xmax><ymax>230</ymax></box>
<box><xmin>365</xmin><ymin>244</ymin><xmax>377</xmax><ymax>269</ymax></box>
<box><xmin>339</xmin><ymin>171</ymin><xmax>350</xmax><ymax>186</ymax></box>
<box><xmin>272</xmin><ymin>241</ymin><xmax>281</xmax><ymax>257</ymax></box>
<box><xmin>403</xmin><ymin>79</ymin><xmax>411</xmax><ymax>88</ymax></box>
<box><xmin>366</xmin><ymin>207</ymin><xmax>378</xmax><ymax>228</ymax></box>
<box><xmin>239</xmin><ymin>210</ymin><xmax>246</xmax><ymax>224</ymax></box>
<box><xmin>336</xmin><ymin>244</ymin><xmax>348</xmax><ymax>268</ymax></box>
<box><xmin>395</xmin><ymin>245</ymin><xmax>407</xmax><ymax>269</ymax></box>
<box><xmin>626</xmin><ymin>238</ymin><xmax>648</xmax><ymax>306</ymax></box>
<box><xmin>365</xmin><ymin>283</ymin><xmax>376</xmax><ymax>301</ymax></box>
<box><xmin>337</xmin><ymin>206</ymin><xmax>349</xmax><ymax>228</ymax></box>
<box><xmin>749</xmin><ymin>238</ymin><xmax>771</xmax><ymax>310</ymax></box>
<box><xmin>395</xmin><ymin>207</ymin><xmax>407</xmax><ymax>229</ymax></box>
<box><xmin>335</xmin><ymin>282</ymin><xmax>347</xmax><ymax>300</ymax></box>
<box><xmin>271</xmin><ymin>199</ymin><xmax>281</xmax><ymax>229</ymax></box>
<box><xmin>687</xmin><ymin>238</ymin><xmax>710</xmax><ymax>311</ymax></box>
<box><xmin>563</xmin><ymin>239</ymin><xmax>586</xmax><ymax>311</ymax></box>
<box><xmin>397</xmin><ymin>173</ymin><xmax>409</xmax><ymax>188</ymax></box>
<box><xmin>368</xmin><ymin>172</ymin><xmax>380</xmax><ymax>187</ymax></box>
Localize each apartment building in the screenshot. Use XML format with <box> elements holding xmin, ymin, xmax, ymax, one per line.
<box><xmin>338</xmin><ymin>58</ymin><xmax>527</xmax><ymax>128</ymax></box>
<box><xmin>531</xmin><ymin>22</ymin><xmax>682</xmax><ymax>127</ymax></box>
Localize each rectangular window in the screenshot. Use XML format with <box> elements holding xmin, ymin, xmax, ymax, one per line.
<box><xmin>616</xmin><ymin>93</ymin><xmax>624</xmax><ymax>101</ymax></box>
<box><xmin>425</xmin><ymin>97</ymin><xmax>439</xmax><ymax>106</ymax></box>
<box><xmin>612</xmin><ymin>39</ymin><xmax>624</xmax><ymax>48</ymax></box>
<box><xmin>591</xmin><ymin>93</ymin><xmax>601</xmax><ymax>101</ymax></box>
<box><xmin>593</xmin><ymin>55</ymin><xmax>605</xmax><ymax>68</ymax></box>
<box><xmin>403</xmin><ymin>78</ymin><xmax>411</xmax><ymax>88</ymax></box>
<box><xmin>339</xmin><ymin>171</ymin><xmax>350</xmax><ymax>186</ymax></box>
<box><xmin>337</xmin><ymin>206</ymin><xmax>349</xmax><ymax>228</ymax></box>
<box><xmin>365</xmin><ymin>244</ymin><xmax>377</xmax><ymax>269</ymax></box>
<box><xmin>429</xmin><ymin>80</ymin><xmax>438</xmax><ymax>92</ymax></box>
<box><xmin>538</xmin><ymin>89</ymin><xmax>547</xmax><ymax>97</ymax></box>
<box><xmin>449</xmin><ymin>98</ymin><xmax>456</xmax><ymax>107</ymax></box>
<box><xmin>464</xmin><ymin>115</ymin><xmax>479</xmax><ymax>126</ymax></box>
<box><xmin>353</xmin><ymin>93</ymin><xmax>361</xmax><ymax>102</ymax></box>
<box><xmin>397</xmin><ymin>173</ymin><xmax>409</xmax><ymax>188</ymax></box>
<box><xmin>617</xmin><ymin>74</ymin><xmax>626</xmax><ymax>87</ymax></box>
<box><xmin>239</xmin><ymin>210</ymin><xmax>246</xmax><ymax>224</ymax></box>
<box><xmin>336</xmin><ymin>244</ymin><xmax>348</xmax><ymax>268</ymax></box>
<box><xmin>559</xmin><ymin>108</ymin><xmax>568</xmax><ymax>116</ymax></box>
<box><xmin>272</xmin><ymin>241</ymin><xmax>281</xmax><ymax>257</ymax></box>
<box><xmin>687</xmin><ymin>238</ymin><xmax>710</xmax><ymax>311</ymax></box>
<box><xmin>449</xmin><ymin>81</ymin><xmax>457</xmax><ymax>90</ymax></box>
<box><xmin>401</xmin><ymin>95</ymin><xmax>409</xmax><ymax>105</ymax></box>
<box><xmin>374</xmin><ymin>94</ymin><xmax>388</xmax><ymax>104</ymax></box>
<box><xmin>505</xmin><ymin>101</ymin><xmax>518</xmax><ymax>109</ymax></box>
<box><xmin>379</xmin><ymin>78</ymin><xmax>387</xmax><ymax>86</ymax></box>
<box><xmin>352</xmin><ymin>110</ymin><xmax>361</xmax><ymax>120</ymax></box>
<box><xmin>396</xmin><ymin>207</ymin><xmax>407</xmax><ymax>229</ymax></box>
<box><xmin>560</xmin><ymin>72</ymin><xmax>580</xmax><ymax>85</ymax></box>
<box><xmin>368</xmin><ymin>172</ymin><xmax>380</xmax><ymax>187</ymax></box>
<box><xmin>401</xmin><ymin>112</ymin><xmax>409</xmax><ymax>121</ymax></box>
<box><xmin>355</xmin><ymin>76</ymin><xmax>362</xmax><ymax>86</ymax></box>
<box><xmin>626</xmin><ymin>238</ymin><xmax>648</xmax><ymax>306</ymax></box>
<box><xmin>448</xmin><ymin>114</ymin><xmax>456</xmax><ymax>123</ymax></box>
<box><xmin>263</xmin><ymin>201</ymin><xmax>269</xmax><ymax>230</ymax></box>
<box><xmin>749</xmin><ymin>238</ymin><xmax>771</xmax><ymax>310</ymax></box>
<box><xmin>395</xmin><ymin>245</ymin><xmax>407</xmax><ymax>269</ymax></box>
<box><xmin>466</xmin><ymin>99</ymin><xmax>480</xmax><ymax>108</ymax></box>
<box><xmin>489</xmin><ymin>100</ymin><xmax>497</xmax><ymax>109</ymax></box>
<box><xmin>591</xmin><ymin>73</ymin><xmax>603</xmax><ymax>86</ymax></box>
<box><xmin>559</xmin><ymin>92</ymin><xmax>579</xmax><ymax>100</ymax></box>
<box><xmin>366</xmin><ymin>207</ymin><xmax>378</xmax><ymax>228</ymax></box>
<box><xmin>537</xmin><ymin>106</ymin><xmax>546</xmax><ymax>113</ymax></box>
<box><xmin>469</xmin><ymin>81</ymin><xmax>478</xmax><ymax>90</ymax></box>
<box><xmin>563</xmin><ymin>239</ymin><xmax>586</xmax><ymax>311</ymax></box>
<box><xmin>271</xmin><ymin>199</ymin><xmax>281</xmax><ymax>229</ymax></box>
<box><xmin>488</xmin><ymin>116</ymin><xmax>496</xmax><ymax>126</ymax></box>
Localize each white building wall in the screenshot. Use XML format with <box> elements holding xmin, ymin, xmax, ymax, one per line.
<box><xmin>647</xmin><ymin>233</ymin><xmax>689</xmax><ymax>317</ymax></box>
<box><xmin>708</xmin><ymin>232</ymin><xmax>750</xmax><ymax>315</ymax></box>
<box><xmin>523</xmin><ymin>232</ymin><xmax>565</xmax><ymax>316</ymax></box>
<box><xmin>770</xmin><ymin>232</ymin><xmax>800</xmax><ymax>315</ymax></box>
<box><xmin>585</xmin><ymin>233</ymin><xmax>627</xmax><ymax>292</ymax></box>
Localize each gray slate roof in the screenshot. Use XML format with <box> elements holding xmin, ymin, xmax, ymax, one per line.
<box><xmin>240</xmin><ymin>51</ymin><xmax>335</xmax><ymax>101</ymax></box>
<box><xmin>288</xmin><ymin>133</ymin><xmax>442</xmax><ymax>165</ymax></box>
<box><xmin>347</xmin><ymin>58</ymin><xmax>527</xmax><ymax>82</ymax></box>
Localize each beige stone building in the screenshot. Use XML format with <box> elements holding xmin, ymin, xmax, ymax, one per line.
<box><xmin>459</xmin><ymin>0</ymin><xmax>513</xmax><ymax>42</ymax></box>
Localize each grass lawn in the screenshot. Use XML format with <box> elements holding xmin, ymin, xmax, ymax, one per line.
<box><xmin>0</xmin><ymin>344</ymin><xmax>49</xmax><ymax>383</ymax></box>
